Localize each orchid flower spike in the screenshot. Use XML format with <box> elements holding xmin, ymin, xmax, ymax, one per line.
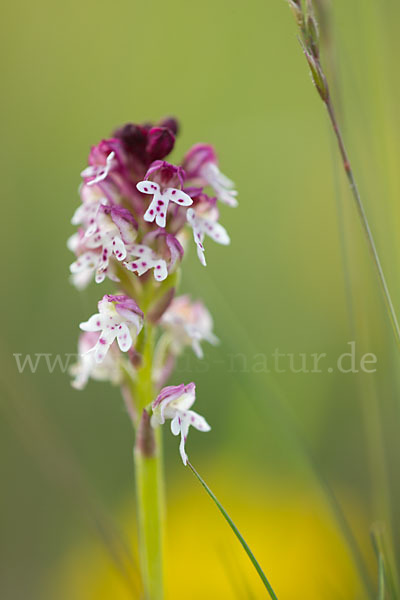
<box><xmin>151</xmin><ymin>383</ymin><xmax>210</xmax><ymax>465</ymax></box>
<box><xmin>79</xmin><ymin>294</ymin><xmax>144</xmax><ymax>363</ymax></box>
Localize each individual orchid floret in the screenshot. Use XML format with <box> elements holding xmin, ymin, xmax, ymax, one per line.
<box><xmin>81</xmin><ymin>206</ymin><xmax>138</xmax><ymax>283</ymax></box>
<box><xmin>124</xmin><ymin>244</ymin><xmax>168</xmax><ymax>282</ymax></box>
<box><xmin>137</xmin><ymin>161</ymin><xmax>193</xmax><ymax>228</ymax></box>
<box><xmin>68</xmin><ymin>231</ymin><xmax>119</xmax><ymax>289</ymax></box>
<box><xmin>151</xmin><ymin>383</ymin><xmax>210</xmax><ymax>465</ymax></box>
<box><xmin>79</xmin><ymin>294</ymin><xmax>144</xmax><ymax>363</ymax></box>
<box><xmin>186</xmin><ymin>206</ymin><xmax>230</xmax><ymax>266</ymax></box>
<box><xmin>71</xmin><ymin>195</ymin><xmax>107</xmax><ymax>236</ymax></box>
<box><xmin>183</xmin><ymin>143</ymin><xmax>238</xmax><ymax>207</ymax></box>
<box><xmin>161</xmin><ymin>295</ymin><xmax>219</xmax><ymax>358</ymax></box>
<box><xmin>81</xmin><ymin>150</ymin><xmax>116</xmax><ymax>187</ymax></box>
<box><xmin>70</xmin><ymin>331</ymin><xmax>124</xmax><ymax>390</ymax></box>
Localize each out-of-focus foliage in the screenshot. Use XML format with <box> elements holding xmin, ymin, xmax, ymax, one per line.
<box><xmin>1</xmin><ymin>0</ymin><xmax>400</xmax><ymax>597</ymax></box>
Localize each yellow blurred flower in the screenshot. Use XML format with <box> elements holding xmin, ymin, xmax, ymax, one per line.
<box><xmin>49</xmin><ymin>469</ymin><xmax>365</xmax><ymax>600</ymax></box>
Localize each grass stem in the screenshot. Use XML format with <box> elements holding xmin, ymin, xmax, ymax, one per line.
<box><xmin>187</xmin><ymin>460</ymin><xmax>279</xmax><ymax>600</ymax></box>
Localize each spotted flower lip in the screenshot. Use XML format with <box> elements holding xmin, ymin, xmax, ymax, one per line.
<box><xmin>68</xmin><ymin>231</ymin><xmax>120</xmax><ymax>288</ymax></box>
<box><xmin>186</xmin><ymin>207</ymin><xmax>230</xmax><ymax>266</ymax></box>
<box><xmin>79</xmin><ymin>294</ymin><xmax>144</xmax><ymax>363</ymax></box>
<box><xmin>151</xmin><ymin>383</ymin><xmax>210</xmax><ymax>465</ymax></box>
<box><xmin>137</xmin><ymin>180</ymin><xmax>193</xmax><ymax>229</ymax></box>
<box><xmin>124</xmin><ymin>243</ymin><xmax>168</xmax><ymax>282</ymax></box>
<box><xmin>70</xmin><ymin>206</ymin><xmax>138</xmax><ymax>285</ymax></box>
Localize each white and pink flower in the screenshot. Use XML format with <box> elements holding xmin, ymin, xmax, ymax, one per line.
<box><xmin>183</xmin><ymin>143</ymin><xmax>238</xmax><ymax>207</ymax></box>
<box><xmin>151</xmin><ymin>383</ymin><xmax>210</xmax><ymax>465</ymax></box>
<box><xmin>137</xmin><ymin>161</ymin><xmax>193</xmax><ymax>228</ymax></box>
<box><xmin>70</xmin><ymin>331</ymin><xmax>124</xmax><ymax>390</ymax></box>
<box><xmin>69</xmin><ymin>205</ymin><xmax>138</xmax><ymax>285</ymax></box>
<box><xmin>79</xmin><ymin>295</ymin><xmax>144</xmax><ymax>363</ymax></box>
<box><xmin>161</xmin><ymin>295</ymin><xmax>218</xmax><ymax>358</ymax></box>
<box><xmin>186</xmin><ymin>206</ymin><xmax>230</xmax><ymax>266</ymax></box>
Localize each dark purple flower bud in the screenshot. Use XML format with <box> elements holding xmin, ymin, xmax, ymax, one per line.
<box><xmin>113</xmin><ymin>123</ymin><xmax>148</xmax><ymax>159</ymax></box>
<box><xmin>159</xmin><ymin>117</ymin><xmax>179</xmax><ymax>136</ymax></box>
<box><xmin>146</xmin><ymin>127</ymin><xmax>175</xmax><ymax>162</ymax></box>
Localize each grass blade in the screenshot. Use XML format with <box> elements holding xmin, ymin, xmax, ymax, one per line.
<box><xmin>378</xmin><ymin>554</ymin><xmax>386</xmax><ymax>600</ymax></box>
<box><xmin>187</xmin><ymin>460</ymin><xmax>279</xmax><ymax>600</ymax></box>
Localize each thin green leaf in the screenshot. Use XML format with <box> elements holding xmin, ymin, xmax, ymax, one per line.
<box><xmin>187</xmin><ymin>460</ymin><xmax>279</xmax><ymax>600</ymax></box>
<box><xmin>371</xmin><ymin>525</ymin><xmax>399</xmax><ymax>600</ymax></box>
<box><xmin>377</xmin><ymin>555</ymin><xmax>385</xmax><ymax>600</ymax></box>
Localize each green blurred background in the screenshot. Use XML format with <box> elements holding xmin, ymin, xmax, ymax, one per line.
<box><xmin>1</xmin><ymin>0</ymin><xmax>400</xmax><ymax>598</ymax></box>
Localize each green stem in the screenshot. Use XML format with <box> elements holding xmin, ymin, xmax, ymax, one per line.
<box><xmin>134</xmin><ymin>323</ymin><xmax>165</xmax><ymax>600</ymax></box>
<box><xmin>325</xmin><ymin>99</ymin><xmax>400</xmax><ymax>351</ymax></box>
<box><xmin>134</xmin><ymin>425</ymin><xmax>164</xmax><ymax>600</ymax></box>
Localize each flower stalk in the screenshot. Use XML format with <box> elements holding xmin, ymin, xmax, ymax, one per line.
<box><xmin>287</xmin><ymin>0</ymin><xmax>400</xmax><ymax>351</ymax></box>
<box><xmin>134</xmin><ymin>411</ymin><xmax>165</xmax><ymax>600</ymax></box>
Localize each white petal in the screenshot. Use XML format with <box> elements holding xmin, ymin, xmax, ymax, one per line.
<box><xmin>143</xmin><ymin>198</ymin><xmax>159</xmax><ymax>223</ymax></box>
<box><xmin>116</xmin><ymin>323</ymin><xmax>132</xmax><ymax>352</ymax></box>
<box><xmin>187</xmin><ymin>410</ymin><xmax>211</xmax><ymax>432</ymax></box>
<box><xmin>70</xmin><ymin>252</ymin><xmax>97</xmax><ymax>274</ymax></box>
<box><xmin>165</xmin><ymin>188</ymin><xmax>193</xmax><ymax>207</ymax></box>
<box><xmin>171</xmin><ymin>414</ymin><xmax>181</xmax><ymax>436</ymax></box>
<box><xmin>197</xmin><ymin>245</ymin><xmax>207</xmax><ymax>266</ymax></box>
<box><xmin>112</xmin><ymin>236</ymin><xmax>127</xmax><ymax>261</ymax></box>
<box><xmin>218</xmin><ymin>188</ymin><xmax>238</xmax><ymax>207</ymax></box>
<box><xmin>155</xmin><ymin>208</ymin><xmax>167</xmax><ymax>228</ymax></box>
<box><xmin>124</xmin><ymin>258</ymin><xmax>150</xmax><ymax>277</ymax></box>
<box><xmin>203</xmin><ymin>220</ymin><xmax>230</xmax><ymax>245</ymax></box>
<box><xmin>192</xmin><ymin>339</ymin><xmax>204</xmax><ymax>358</ymax></box>
<box><xmin>71</xmin><ymin>204</ymin><xmax>87</xmax><ymax>225</ymax></box>
<box><xmin>153</xmin><ymin>259</ymin><xmax>168</xmax><ymax>282</ymax></box>
<box><xmin>137</xmin><ymin>181</ymin><xmax>160</xmax><ymax>194</ymax></box>
<box><xmin>94</xmin><ymin>327</ymin><xmax>116</xmax><ymax>363</ymax></box>
<box><xmin>80</xmin><ymin>314</ymin><xmax>103</xmax><ymax>332</ymax></box>
<box><xmin>179</xmin><ymin>419</ymin><xmax>190</xmax><ymax>465</ymax></box>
